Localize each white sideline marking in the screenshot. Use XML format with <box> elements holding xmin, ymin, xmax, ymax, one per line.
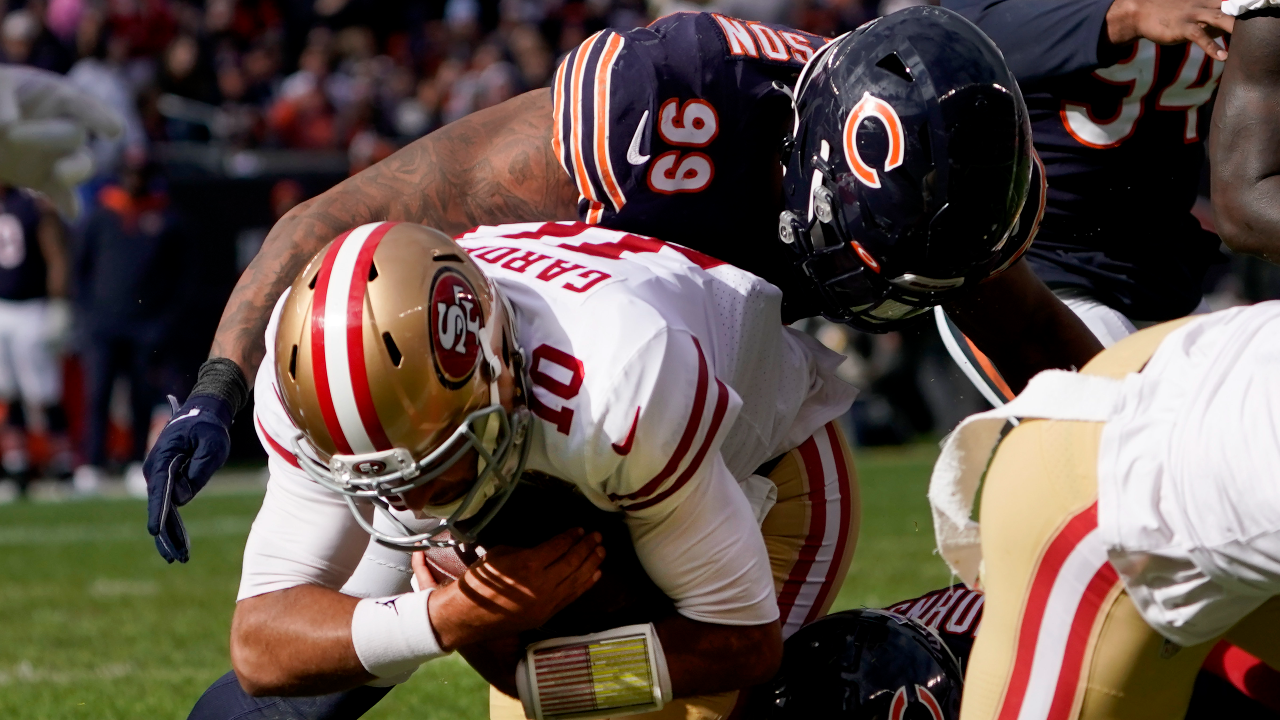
<box><xmin>0</xmin><ymin>516</ymin><xmax>252</xmax><ymax>547</ymax></box>
<box><xmin>0</xmin><ymin>661</ymin><xmax>133</xmax><ymax>685</ymax></box>
<box><xmin>89</xmin><ymin>579</ymin><xmax>159</xmax><ymax>598</ymax></box>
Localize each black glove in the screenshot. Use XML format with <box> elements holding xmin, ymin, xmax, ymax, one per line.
<box><xmin>143</xmin><ymin>359</ymin><xmax>248</xmax><ymax>563</ymax></box>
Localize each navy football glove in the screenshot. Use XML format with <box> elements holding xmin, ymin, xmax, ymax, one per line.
<box><xmin>144</xmin><ymin>394</ymin><xmax>232</xmax><ymax>562</ymax></box>
<box><xmin>143</xmin><ymin>358</ymin><xmax>248</xmax><ymax>563</ymax></box>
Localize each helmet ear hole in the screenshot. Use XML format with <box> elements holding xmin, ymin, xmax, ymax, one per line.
<box><xmin>368</xmin><ymin>262</ymin><xmax>379</xmax><ymax>282</ymax></box>
<box><xmin>289</xmin><ymin>345</ymin><xmax>298</xmax><ymax>379</ymax></box>
<box><xmin>382</xmin><ymin>332</ymin><xmax>403</xmax><ymax>367</ymax></box>
<box><xmin>308</xmin><ymin>272</ymin><xmax>319</xmax><ymax>290</ymax></box>
<box><xmin>875</xmin><ymin>52</ymin><xmax>913</xmax><ymax>83</ymax></box>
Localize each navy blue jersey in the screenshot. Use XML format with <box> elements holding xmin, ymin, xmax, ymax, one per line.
<box><xmin>885</xmin><ymin>584</ymin><xmax>984</xmax><ymax>672</ymax></box>
<box><xmin>552</xmin><ymin>12</ymin><xmax>829</xmax><ymax>321</ymax></box>
<box><xmin>944</xmin><ymin>0</ymin><xmax>1225</xmax><ymax>320</ymax></box>
<box><xmin>0</xmin><ymin>189</ymin><xmax>49</xmax><ymax>301</ymax></box>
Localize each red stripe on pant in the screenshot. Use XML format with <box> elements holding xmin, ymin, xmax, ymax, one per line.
<box><xmin>776</xmin><ymin>422</ymin><xmax>852</xmax><ymax>637</ymax></box>
<box><xmin>1046</xmin><ymin>561</ymin><xmax>1119</xmax><ymax>720</ymax></box>
<box><xmin>997</xmin><ymin>503</ymin><xmax>1109</xmax><ymax>720</ymax></box>
<box><xmin>1202</xmin><ymin>641</ymin><xmax>1280</xmax><ymax>712</ymax></box>
<box><xmin>803</xmin><ymin>422</ymin><xmax>853</xmax><ymax>626</ymax></box>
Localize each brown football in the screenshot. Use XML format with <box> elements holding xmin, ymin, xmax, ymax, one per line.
<box><xmin>420</xmin><ymin>539</ymin><xmax>479</xmax><ymax>584</ymax></box>
<box><xmin>459</xmin><ymin>472</ymin><xmax>675</xmax><ymax>641</ymax></box>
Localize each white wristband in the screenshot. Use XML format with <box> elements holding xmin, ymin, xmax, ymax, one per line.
<box><xmin>350</xmin><ymin>590</ymin><xmax>449</xmax><ymax>678</ymax></box>
<box><xmin>1222</xmin><ymin>0</ymin><xmax>1279</xmax><ymax>15</ymax></box>
<box><xmin>515</xmin><ymin>624</ymin><xmax>672</xmax><ymax>720</ymax></box>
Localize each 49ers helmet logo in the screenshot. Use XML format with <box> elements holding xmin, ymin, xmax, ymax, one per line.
<box><xmin>843</xmin><ymin>92</ymin><xmax>905</xmax><ymax>189</ymax></box>
<box><xmin>429</xmin><ymin>269</ymin><xmax>484</xmax><ymax>388</ymax></box>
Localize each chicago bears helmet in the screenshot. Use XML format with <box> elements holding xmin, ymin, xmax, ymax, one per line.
<box><xmin>748</xmin><ymin>609</ymin><xmax>964</xmax><ymax>719</ymax></box>
<box><xmin>274</xmin><ymin>222</ymin><xmax>531</xmax><ymax>549</ymax></box>
<box><xmin>779</xmin><ymin>6</ymin><xmax>1045</xmax><ymax>332</ymax></box>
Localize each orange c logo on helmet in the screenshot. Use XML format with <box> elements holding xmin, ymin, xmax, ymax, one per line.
<box><xmin>889</xmin><ymin>687</ymin><xmax>909</xmax><ymax>720</ymax></box>
<box><xmin>916</xmin><ymin>684</ymin><xmax>945</xmax><ymax>720</ymax></box>
<box><xmin>430</xmin><ymin>268</ymin><xmax>484</xmax><ymax>388</ymax></box>
<box><xmin>843</xmin><ymin>92</ymin><xmax>905</xmax><ymax>189</ymax></box>
<box><xmin>889</xmin><ymin>685</ymin><xmax>944</xmax><ymax>720</ymax></box>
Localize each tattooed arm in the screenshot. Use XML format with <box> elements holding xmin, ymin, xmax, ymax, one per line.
<box><xmin>213</xmin><ymin>89</ymin><xmax>578</xmax><ymax>377</ymax></box>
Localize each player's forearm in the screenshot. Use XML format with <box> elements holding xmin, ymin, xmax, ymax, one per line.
<box><xmin>1210</xmin><ymin>11</ymin><xmax>1280</xmax><ymax>262</ymax></box>
<box><xmin>473</xmin><ymin>616</ymin><xmax>782</xmax><ymax>701</ymax></box>
<box><xmin>657</xmin><ymin>615</ymin><xmax>783</xmax><ymax>697</ymax></box>
<box><xmin>208</xmin><ymin>88</ymin><xmax>578</xmax><ymax>379</ymax></box>
<box><xmin>946</xmin><ymin>260</ymin><xmax>1103</xmax><ymax>392</ymax></box>
<box><xmin>230</xmin><ymin>585</ymin><xmax>374</xmax><ymax>696</ymax></box>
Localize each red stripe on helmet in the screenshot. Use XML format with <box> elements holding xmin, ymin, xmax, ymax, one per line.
<box><xmin>310</xmin><ymin>229</ymin><xmax>355</xmax><ymax>455</ymax></box>
<box><xmin>346</xmin><ymin>221</ymin><xmax>398</xmax><ymax>452</ymax></box>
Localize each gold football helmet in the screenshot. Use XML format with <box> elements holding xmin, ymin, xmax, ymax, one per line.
<box><xmin>274</xmin><ymin>221</ymin><xmax>530</xmax><ymax>549</ymax></box>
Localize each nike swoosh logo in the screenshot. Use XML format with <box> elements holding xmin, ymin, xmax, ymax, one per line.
<box><xmin>626</xmin><ymin>111</ymin><xmax>650</xmax><ymax>165</ymax></box>
<box><xmin>611</xmin><ymin>407</ymin><xmax>641</xmax><ymax>455</ymax></box>
<box><xmin>169</xmin><ymin>408</ymin><xmax>201</xmax><ymax>424</ymax></box>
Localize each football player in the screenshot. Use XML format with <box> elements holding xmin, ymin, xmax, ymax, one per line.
<box><xmin>0</xmin><ymin>184</ymin><xmax>73</xmax><ymax>494</ymax></box>
<box><xmin>219</xmin><ymin>220</ymin><xmax>859</xmax><ymax>719</ymax></box>
<box><xmin>754</xmin><ymin>582</ymin><xmax>1280</xmax><ymax>719</ymax></box>
<box><xmin>144</xmin><ymin>7</ymin><xmax>1106</xmax><ymax>563</ymax></box>
<box><xmin>928</xmin><ymin>306</ymin><xmax>1280</xmax><ymax>720</ymax></box>
<box><xmin>1211</xmin><ymin>1</ymin><xmax>1280</xmax><ymax>256</ymax></box>
<box><xmin>938</xmin><ymin>0</ymin><xmax>1235</xmax><ymax>404</ymax></box>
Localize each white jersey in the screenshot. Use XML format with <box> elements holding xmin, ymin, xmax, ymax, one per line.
<box><xmin>1097</xmin><ymin>302</ymin><xmax>1280</xmax><ymax>645</ymax></box>
<box><xmin>244</xmin><ymin>221</ymin><xmax>856</xmax><ymax>626</ymax></box>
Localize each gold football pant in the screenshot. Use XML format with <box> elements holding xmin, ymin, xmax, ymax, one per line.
<box><xmin>961</xmin><ymin>321</ymin><xmax>1280</xmax><ymax>720</ymax></box>
<box><xmin>491</xmin><ymin>420</ymin><xmax>861</xmax><ymax>720</ymax></box>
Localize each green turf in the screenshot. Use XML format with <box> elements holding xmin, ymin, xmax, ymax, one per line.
<box><xmin>0</xmin><ymin>443</ymin><xmax>949</xmax><ymax>719</ymax></box>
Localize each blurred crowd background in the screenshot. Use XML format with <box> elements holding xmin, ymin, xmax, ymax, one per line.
<box><xmin>0</xmin><ymin>0</ymin><xmax>1273</xmax><ymax>498</ymax></box>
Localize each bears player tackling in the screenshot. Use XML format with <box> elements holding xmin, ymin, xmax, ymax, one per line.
<box><xmin>144</xmin><ymin>8</ymin><xmax>1104</xmax><ymax>560</ymax></box>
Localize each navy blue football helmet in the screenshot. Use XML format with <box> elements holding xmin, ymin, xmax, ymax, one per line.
<box><xmin>747</xmin><ymin>609</ymin><xmax>964</xmax><ymax>719</ymax></box>
<box><xmin>779</xmin><ymin>6</ymin><xmax>1043</xmax><ymax>332</ymax></box>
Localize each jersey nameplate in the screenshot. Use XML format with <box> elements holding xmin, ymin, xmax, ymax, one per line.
<box><xmin>709</xmin><ymin>14</ymin><xmax>823</xmax><ymax>66</ymax></box>
<box><xmin>468</xmin><ymin>245</ymin><xmax>619</xmax><ymax>299</ymax></box>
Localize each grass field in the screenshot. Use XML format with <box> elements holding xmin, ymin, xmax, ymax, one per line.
<box><xmin>0</xmin><ymin>443</ymin><xmax>951</xmax><ymax>720</ymax></box>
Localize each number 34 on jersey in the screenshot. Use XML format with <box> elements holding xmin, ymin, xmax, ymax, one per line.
<box><xmin>1061</xmin><ymin>40</ymin><xmax>1222</xmax><ymax>149</ymax></box>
